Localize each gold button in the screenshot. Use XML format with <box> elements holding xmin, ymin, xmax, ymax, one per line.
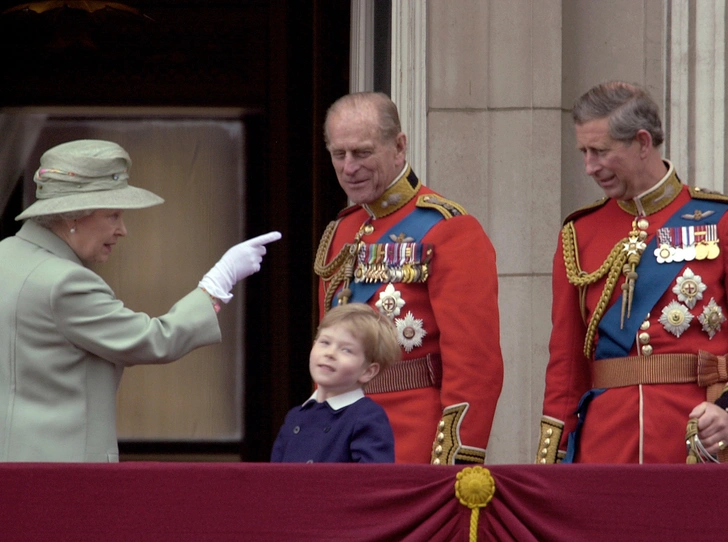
<box><xmin>637</xmin><ymin>218</ymin><xmax>649</xmax><ymax>230</ymax></box>
<box><xmin>640</xmin><ymin>320</ymin><xmax>650</xmax><ymax>331</ymax></box>
<box><xmin>543</xmin><ymin>438</ymin><xmax>550</xmax><ymax>446</ymax></box>
<box><xmin>437</xmin><ymin>433</ymin><xmax>444</xmax><ymax>443</ymax></box>
<box><xmin>435</xmin><ymin>445</ymin><xmax>442</xmax><ymax>455</ymax></box>
<box><xmin>433</xmin><ymin>458</ymin><xmax>440</xmax><ymax>465</ymax></box>
<box><xmin>438</xmin><ymin>421</ymin><xmax>445</xmax><ymax>431</ymax></box>
<box><xmin>363</xmin><ymin>225</ymin><xmax>374</xmax><ymax>235</ymax></box>
<box><xmin>539</xmin><ymin>458</ymin><xmax>547</xmax><ymax>464</ymax></box>
<box><xmin>546</xmin><ymin>428</ymin><xmax>553</xmax><ymax>437</ymax></box>
<box><xmin>541</xmin><ymin>448</ymin><xmax>548</xmax><ymax>456</ymax></box>
<box><xmin>638</xmin><ymin>332</ymin><xmax>650</xmax><ymax>345</ymax></box>
<box><xmin>642</xmin><ymin>344</ymin><xmax>653</xmax><ymax>356</ymax></box>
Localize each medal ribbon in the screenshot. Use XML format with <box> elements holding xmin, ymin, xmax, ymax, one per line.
<box><xmin>342</xmin><ymin>207</ymin><xmax>444</xmax><ymax>304</ymax></box>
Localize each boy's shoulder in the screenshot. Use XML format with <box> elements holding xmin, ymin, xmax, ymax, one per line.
<box><xmin>349</xmin><ymin>395</ymin><xmax>392</xmax><ymax>420</ymax></box>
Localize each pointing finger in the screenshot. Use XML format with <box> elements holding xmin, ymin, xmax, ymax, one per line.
<box><xmin>247</xmin><ymin>231</ymin><xmax>282</xmax><ymax>246</ymax></box>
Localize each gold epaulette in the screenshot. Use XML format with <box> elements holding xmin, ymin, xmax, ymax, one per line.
<box><xmin>562</xmin><ymin>197</ymin><xmax>609</xmax><ymax>226</ymax></box>
<box><xmin>689</xmin><ymin>186</ymin><xmax>728</xmax><ymax>203</ymax></box>
<box><xmin>416</xmin><ymin>194</ymin><xmax>468</xmax><ymax>219</ymax></box>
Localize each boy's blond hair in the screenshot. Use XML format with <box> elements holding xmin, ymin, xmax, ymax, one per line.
<box><xmin>317</xmin><ymin>303</ymin><xmax>401</xmax><ymax>371</ymax></box>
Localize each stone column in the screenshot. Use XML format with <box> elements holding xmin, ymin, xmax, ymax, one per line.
<box><xmin>667</xmin><ymin>0</ymin><xmax>726</xmax><ymax>191</ymax></box>
<box><xmin>427</xmin><ymin>0</ymin><xmax>562</xmax><ymax>464</ymax></box>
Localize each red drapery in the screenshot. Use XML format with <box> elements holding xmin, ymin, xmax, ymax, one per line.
<box><xmin>2</xmin><ymin>462</ymin><xmax>726</xmax><ymax>541</ymax></box>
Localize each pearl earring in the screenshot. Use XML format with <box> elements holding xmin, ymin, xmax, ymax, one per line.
<box><xmin>70</xmin><ymin>227</ymin><xmax>76</xmax><ymax>233</ymax></box>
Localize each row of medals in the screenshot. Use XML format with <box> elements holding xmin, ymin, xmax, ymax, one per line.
<box><xmin>354</xmin><ymin>262</ymin><xmax>430</xmax><ymax>283</ymax></box>
<box><xmin>353</xmin><ymin>243</ymin><xmax>432</xmax><ymax>284</ymax></box>
<box><xmin>654</xmin><ymin>225</ymin><xmax>720</xmax><ymax>263</ymax></box>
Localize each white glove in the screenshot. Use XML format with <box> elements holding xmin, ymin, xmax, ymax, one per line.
<box><xmin>198</xmin><ymin>231</ymin><xmax>282</xmax><ymax>303</ymax></box>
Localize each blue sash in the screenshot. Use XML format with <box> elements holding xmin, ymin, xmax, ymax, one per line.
<box><xmin>595</xmin><ymin>198</ymin><xmax>728</xmax><ymax>358</ymax></box>
<box><xmin>562</xmin><ymin>388</ymin><xmax>606</xmax><ymax>463</ymax></box>
<box><xmin>342</xmin><ymin>208</ymin><xmax>444</xmax><ymax>305</ymax></box>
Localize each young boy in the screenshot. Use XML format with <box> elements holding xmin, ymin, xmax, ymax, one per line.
<box><xmin>271</xmin><ymin>303</ymin><xmax>401</xmax><ymax>463</ymax></box>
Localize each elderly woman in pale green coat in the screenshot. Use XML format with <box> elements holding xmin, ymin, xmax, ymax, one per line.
<box><xmin>0</xmin><ymin>139</ymin><xmax>280</xmax><ymax>462</ymax></box>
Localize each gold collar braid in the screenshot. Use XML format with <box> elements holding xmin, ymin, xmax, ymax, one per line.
<box><xmin>362</xmin><ymin>165</ymin><xmax>420</xmax><ymax>219</ymax></box>
<box><xmin>616</xmin><ymin>162</ymin><xmax>681</xmax><ymax>216</ymax></box>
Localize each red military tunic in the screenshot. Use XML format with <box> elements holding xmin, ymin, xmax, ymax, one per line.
<box><xmin>540</xmin><ymin>162</ymin><xmax>728</xmax><ymax>463</ymax></box>
<box><xmin>315</xmin><ymin>165</ymin><xmax>504</xmax><ymax>464</ymax></box>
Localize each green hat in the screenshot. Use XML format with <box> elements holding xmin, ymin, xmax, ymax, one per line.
<box><xmin>15</xmin><ymin>139</ymin><xmax>164</xmax><ymax>221</ymax></box>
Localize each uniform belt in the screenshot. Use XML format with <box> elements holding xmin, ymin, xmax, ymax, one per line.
<box><xmin>593</xmin><ymin>351</ymin><xmax>728</xmax><ymax>402</ymax></box>
<box><xmin>364</xmin><ymin>353</ymin><xmax>442</xmax><ymax>394</ymax></box>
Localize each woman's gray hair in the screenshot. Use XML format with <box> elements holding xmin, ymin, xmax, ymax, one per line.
<box><xmin>324</xmin><ymin>92</ymin><xmax>402</xmax><ymax>145</ymax></box>
<box><xmin>572</xmin><ymin>81</ymin><xmax>664</xmax><ymax>146</ymax></box>
<box><xmin>31</xmin><ymin>209</ymin><xmax>95</xmax><ymax>229</ymax></box>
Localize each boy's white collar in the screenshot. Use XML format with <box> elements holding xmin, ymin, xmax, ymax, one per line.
<box><xmin>304</xmin><ymin>388</ymin><xmax>365</xmax><ymax>410</ymax></box>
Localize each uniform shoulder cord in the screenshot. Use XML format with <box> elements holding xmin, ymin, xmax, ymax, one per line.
<box><xmin>561</xmin><ymin>221</ymin><xmax>630</xmax><ymax>358</ymax></box>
